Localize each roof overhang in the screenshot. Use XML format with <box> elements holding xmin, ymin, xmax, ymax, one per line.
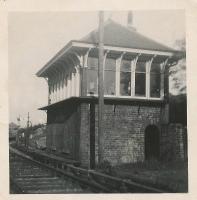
<box><xmin>36</xmin><ymin>40</ymin><xmax>183</xmax><ymax>77</ymax></box>
<box><xmin>39</xmin><ymin>96</ymin><xmax>165</xmax><ymax>111</ymax></box>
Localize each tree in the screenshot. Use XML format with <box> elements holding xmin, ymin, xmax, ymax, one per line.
<box><xmin>169</xmin><ymin>38</ymin><xmax>186</xmax><ymax>95</ymax></box>
<box><xmin>169</xmin><ymin>38</ymin><xmax>187</xmax><ymax>125</ymax></box>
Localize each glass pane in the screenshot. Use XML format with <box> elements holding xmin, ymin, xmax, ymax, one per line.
<box><xmin>135</xmin><ymin>73</ymin><xmax>146</xmax><ymax>96</ymax></box>
<box><xmin>104</xmin><ymin>71</ymin><xmax>116</xmax><ymax>95</ymax></box>
<box><xmin>151</xmin><ymin>63</ymin><xmax>160</xmax><ymax>73</ymax></box>
<box><xmin>136</xmin><ymin>62</ymin><xmax>146</xmax><ymax>72</ymax></box>
<box><xmin>121</xmin><ymin>60</ymin><xmax>131</xmax><ymax>72</ymax></box>
<box><xmin>150</xmin><ymin>73</ymin><xmax>160</xmax><ymax>97</ymax></box>
<box><xmin>120</xmin><ymin>72</ymin><xmax>131</xmax><ymax>96</ymax></box>
<box><xmin>87</xmin><ymin>69</ymin><xmax>97</xmax><ymax>94</ymax></box>
<box><xmin>87</xmin><ymin>57</ymin><xmax>98</xmax><ymax>69</ymax></box>
<box><xmin>105</xmin><ymin>58</ymin><xmax>116</xmax><ymax>70</ymax></box>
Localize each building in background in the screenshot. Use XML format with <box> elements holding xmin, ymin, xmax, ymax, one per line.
<box><xmin>37</xmin><ymin>13</ymin><xmax>186</xmax><ymax>167</ymax></box>
<box><xmin>9</xmin><ymin>122</ymin><xmax>19</xmax><ymax>140</ymax></box>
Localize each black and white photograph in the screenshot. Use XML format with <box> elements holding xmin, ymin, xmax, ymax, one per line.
<box><xmin>8</xmin><ymin>10</ymin><xmax>187</xmax><ymax>194</ymax></box>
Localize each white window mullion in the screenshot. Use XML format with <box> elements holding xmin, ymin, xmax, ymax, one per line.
<box><xmin>146</xmin><ymin>61</ymin><xmax>151</xmax><ymax>99</ymax></box>
<box><xmin>116</xmin><ymin>59</ymin><xmax>120</xmax><ymax>97</ymax></box>
<box><xmin>50</xmin><ymin>82</ymin><xmax>52</xmax><ymax>104</ymax></box>
<box><xmin>52</xmin><ymin>78</ymin><xmax>55</xmax><ymax>103</ymax></box>
<box><xmin>132</xmin><ymin>55</ymin><xmax>140</xmax><ymax>97</ymax></box>
<box><xmin>68</xmin><ymin>72</ymin><xmax>71</xmax><ymax>98</ymax></box>
<box><xmin>65</xmin><ymin>74</ymin><xmax>68</xmax><ymax>99</ymax></box>
<box><xmin>54</xmin><ymin>75</ymin><xmax>57</xmax><ymax>103</ymax></box>
<box><xmin>59</xmin><ymin>73</ymin><xmax>62</xmax><ymax>101</ymax></box>
<box><xmin>76</xmin><ymin>67</ymin><xmax>80</xmax><ymax>97</ymax></box>
<box><xmin>57</xmin><ymin>73</ymin><xmax>60</xmax><ymax>102</ymax></box>
<box><xmin>116</xmin><ymin>52</ymin><xmax>125</xmax><ymax>97</ymax></box>
<box><xmin>131</xmin><ymin>60</ymin><xmax>135</xmax><ymax>97</ymax></box>
<box><xmin>160</xmin><ymin>63</ymin><xmax>165</xmax><ymax>99</ymax></box>
<box><xmin>62</xmin><ymin>73</ymin><xmax>65</xmax><ymax>100</ymax></box>
<box><xmin>61</xmin><ymin>73</ymin><xmax>64</xmax><ymax>100</ymax></box>
<box><xmin>56</xmin><ymin>74</ymin><xmax>58</xmax><ymax>102</ymax></box>
<box><xmin>72</xmin><ymin>72</ymin><xmax>76</xmax><ymax>97</ymax></box>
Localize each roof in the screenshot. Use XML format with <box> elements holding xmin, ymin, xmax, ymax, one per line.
<box><xmin>80</xmin><ymin>19</ymin><xmax>175</xmax><ymax>52</ymax></box>
<box><xmin>37</xmin><ymin>19</ymin><xmax>180</xmax><ymax>77</ymax></box>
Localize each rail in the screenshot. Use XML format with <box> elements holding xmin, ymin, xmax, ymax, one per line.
<box><xmin>10</xmin><ymin>146</ymin><xmax>169</xmax><ymax>193</ymax></box>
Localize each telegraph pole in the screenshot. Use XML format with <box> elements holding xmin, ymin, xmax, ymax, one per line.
<box><xmin>25</xmin><ymin>112</ymin><xmax>30</xmax><ymax>149</ymax></box>
<box><xmin>27</xmin><ymin>112</ymin><xmax>30</xmax><ymax>128</ymax></box>
<box><xmin>98</xmin><ymin>11</ymin><xmax>104</xmax><ymax>164</ymax></box>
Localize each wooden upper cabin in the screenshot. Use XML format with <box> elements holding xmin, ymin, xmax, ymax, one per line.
<box><xmin>36</xmin><ymin>19</ymin><xmax>182</xmax><ymax>108</ymax></box>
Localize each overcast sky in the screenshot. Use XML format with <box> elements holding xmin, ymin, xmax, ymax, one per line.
<box><xmin>8</xmin><ymin>10</ymin><xmax>185</xmax><ymax>127</ymax></box>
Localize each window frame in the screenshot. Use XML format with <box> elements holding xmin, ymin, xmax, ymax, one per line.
<box><xmin>85</xmin><ymin>55</ymin><xmax>164</xmax><ymax>101</ymax></box>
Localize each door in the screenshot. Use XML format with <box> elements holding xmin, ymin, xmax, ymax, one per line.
<box><xmin>145</xmin><ymin>125</ymin><xmax>160</xmax><ymax>160</ymax></box>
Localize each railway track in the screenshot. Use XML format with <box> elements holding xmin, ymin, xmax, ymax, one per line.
<box><xmin>10</xmin><ymin>146</ymin><xmax>168</xmax><ymax>194</ymax></box>
<box><xmin>10</xmin><ymin>150</ymin><xmax>95</xmax><ymax>193</ymax></box>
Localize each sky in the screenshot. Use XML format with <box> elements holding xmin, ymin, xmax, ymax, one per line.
<box><xmin>8</xmin><ymin>10</ymin><xmax>185</xmax><ymax>127</ymax></box>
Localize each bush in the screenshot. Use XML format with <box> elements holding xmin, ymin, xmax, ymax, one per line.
<box><xmin>96</xmin><ymin>160</ymin><xmax>112</xmax><ymax>175</ymax></box>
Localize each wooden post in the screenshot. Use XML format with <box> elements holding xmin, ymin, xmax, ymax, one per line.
<box><xmin>81</xmin><ymin>67</ymin><xmax>87</xmax><ymax>96</ymax></box>
<box><xmin>25</xmin><ymin>112</ymin><xmax>30</xmax><ymax>149</ymax></box>
<box><xmin>90</xmin><ymin>103</ymin><xmax>95</xmax><ymax>169</ymax></box>
<box><xmin>98</xmin><ymin>11</ymin><xmax>104</xmax><ymax>164</ymax></box>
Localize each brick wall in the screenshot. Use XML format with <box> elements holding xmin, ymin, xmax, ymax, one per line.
<box><xmin>79</xmin><ymin>103</ymin><xmax>162</xmax><ymax>166</ymax></box>
<box><xmin>45</xmin><ymin>101</ymin><xmax>187</xmax><ymax>166</ymax></box>
<box><xmin>46</xmin><ymin>103</ymin><xmax>80</xmax><ymax>160</ymax></box>
<box><xmin>79</xmin><ymin>103</ymin><xmax>90</xmax><ymax>166</ymax></box>
<box><xmin>160</xmin><ymin>123</ymin><xmax>187</xmax><ymax>161</ymax></box>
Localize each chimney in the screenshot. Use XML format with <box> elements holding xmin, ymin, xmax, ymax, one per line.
<box><xmin>127</xmin><ymin>11</ymin><xmax>136</xmax><ymax>31</ymax></box>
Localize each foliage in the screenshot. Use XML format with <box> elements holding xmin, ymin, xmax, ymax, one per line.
<box><xmin>96</xmin><ymin>160</ymin><xmax>112</xmax><ymax>175</ymax></box>
<box><xmin>17</xmin><ymin>123</ymin><xmax>45</xmax><ymax>134</ymax></box>
<box><xmin>169</xmin><ymin>38</ymin><xmax>186</xmax><ymax>95</ymax></box>
<box><xmin>169</xmin><ymin>93</ymin><xmax>187</xmax><ymax>125</ymax></box>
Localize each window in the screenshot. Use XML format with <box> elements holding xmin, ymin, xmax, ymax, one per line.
<box><xmin>150</xmin><ymin>63</ymin><xmax>161</xmax><ymax>98</ymax></box>
<box><xmin>120</xmin><ymin>59</ymin><xmax>131</xmax><ymax>96</ymax></box>
<box><xmin>135</xmin><ymin>62</ymin><xmax>146</xmax><ymax>96</ymax></box>
<box><xmin>104</xmin><ymin>58</ymin><xmax>116</xmax><ymax>95</ymax></box>
<box><xmin>87</xmin><ymin>57</ymin><xmax>98</xmax><ymax>95</ymax></box>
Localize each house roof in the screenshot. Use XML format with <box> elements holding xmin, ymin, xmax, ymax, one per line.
<box><xmin>37</xmin><ymin>19</ymin><xmax>180</xmax><ymax>77</ymax></box>
<box><xmin>80</xmin><ymin>19</ymin><xmax>175</xmax><ymax>52</ymax></box>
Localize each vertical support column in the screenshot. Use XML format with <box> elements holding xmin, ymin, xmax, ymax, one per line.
<box><xmin>132</xmin><ymin>54</ymin><xmax>140</xmax><ymax>97</ymax></box>
<box><xmin>59</xmin><ymin>73</ymin><xmax>62</xmax><ymax>101</ymax></box>
<box><xmin>58</xmin><ymin>72</ymin><xmax>61</xmax><ymax>101</ymax></box>
<box><xmin>81</xmin><ymin>49</ymin><xmax>91</xmax><ymax>96</ymax></box>
<box><xmin>56</xmin><ymin>72</ymin><xmax>60</xmax><ymax>102</ymax></box>
<box><xmin>81</xmin><ymin>67</ymin><xmax>87</xmax><ymax>96</ymax></box>
<box><xmin>71</xmin><ymin>72</ymin><xmax>74</xmax><ymax>97</ymax></box>
<box><xmin>146</xmin><ymin>61</ymin><xmax>151</xmax><ymax>99</ymax></box>
<box><xmin>61</xmin><ymin>72</ymin><xmax>64</xmax><ymax>100</ymax></box>
<box><xmin>161</xmin><ymin>58</ymin><xmax>169</xmax><ymax>100</ymax></box>
<box><xmin>62</xmin><ymin>72</ymin><xmax>66</xmax><ymax>100</ymax></box>
<box><xmin>161</xmin><ymin>58</ymin><xmax>170</xmax><ymax>124</ymax></box>
<box><xmin>67</xmin><ymin>72</ymin><xmax>71</xmax><ymax>98</ymax></box>
<box><xmin>146</xmin><ymin>55</ymin><xmax>155</xmax><ymax>99</ymax></box>
<box><xmin>51</xmin><ymin>76</ymin><xmax>54</xmax><ymax>104</ymax></box>
<box><xmin>115</xmin><ymin>59</ymin><xmax>120</xmax><ymax>97</ymax></box>
<box><xmin>98</xmin><ymin>11</ymin><xmax>104</xmax><ymax>164</ymax></box>
<box><xmin>66</xmin><ymin>73</ymin><xmax>68</xmax><ymax>99</ymax></box>
<box><xmin>115</xmin><ymin>52</ymin><xmax>125</xmax><ymax>97</ymax></box>
<box><xmin>73</xmin><ymin>71</ymin><xmax>76</xmax><ymax>97</ymax></box>
<box><xmin>54</xmin><ymin>74</ymin><xmax>57</xmax><ymax>103</ymax></box>
<box><xmin>47</xmin><ymin>77</ymin><xmax>52</xmax><ymax>105</ymax></box>
<box><xmin>131</xmin><ymin>60</ymin><xmax>135</xmax><ymax>97</ymax></box>
<box><xmin>89</xmin><ymin>102</ymin><xmax>95</xmax><ymax>169</ymax></box>
<box><xmin>160</xmin><ymin>63</ymin><xmax>165</xmax><ymax>99</ymax></box>
<box><xmin>75</xmin><ymin>66</ymin><xmax>80</xmax><ymax>97</ymax></box>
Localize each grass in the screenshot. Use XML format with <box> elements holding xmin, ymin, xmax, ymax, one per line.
<box><xmin>111</xmin><ymin>159</ymin><xmax>188</xmax><ymax>192</ymax></box>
